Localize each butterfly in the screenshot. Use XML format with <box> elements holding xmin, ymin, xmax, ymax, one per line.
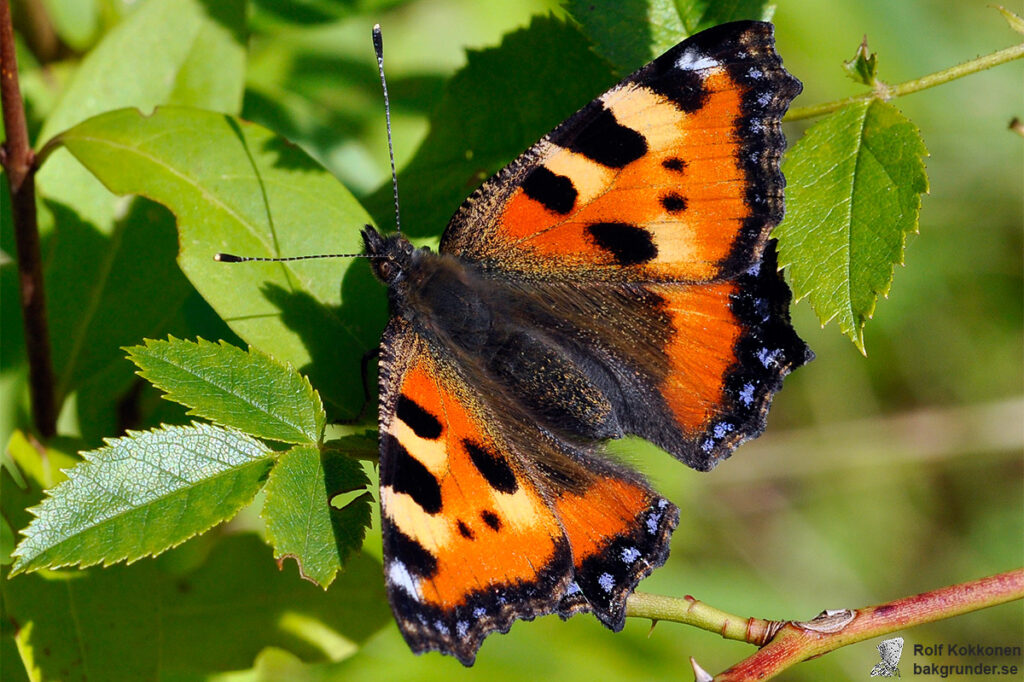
<box><xmin>360</xmin><ymin>19</ymin><xmax>809</xmax><ymax>665</ymax></box>
<box><xmin>870</xmin><ymin>637</ymin><xmax>905</xmax><ymax>677</ymax></box>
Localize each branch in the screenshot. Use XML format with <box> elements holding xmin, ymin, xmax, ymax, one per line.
<box><xmin>785</xmin><ymin>39</ymin><xmax>1024</xmax><ymax>122</ymax></box>
<box><xmin>0</xmin><ymin>0</ymin><xmax>57</xmax><ymax>438</ymax></box>
<box><xmin>626</xmin><ymin>568</ymin><xmax>1024</xmax><ymax>681</ymax></box>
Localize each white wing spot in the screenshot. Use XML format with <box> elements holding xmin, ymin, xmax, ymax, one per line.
<box><xmin>387</xmin><ymin>560</ymin><xmax>421</xmax><ymax>601</ymax></box>
<box><xmin>748</xmin><ymin>67</ymin><xmax>764</xmax><ymax>80</ymax></box>
<box><xmin>713</xmin><ymin>422</ymin><xmax>734</xmax><ymax>439</ymax></box>
<box><xmin>598</xmin><ymin>572</ymin><xmax>616</xmax><ymax>593</ymax></box>
<box><xmin>647</xmin><ymin>511</ymin><xmax>663</xmax><ymax>534</ymax></box>
<box><xmin>566</xmin><ymin>581</ymin><xmax>582</xmax><ymax>596</ymax></box>
<box><xmin>740</xmin><ymin>382</ymin><xmax>756</xmax><ymax>406</ymax></box>
<box><xmin>456</xmin><ymin>620</ymin><xmax>469</xmax><ymax>638</ymax></box>
<box><xmin>758</xmin><ymin>348</ymin><xmax>782</xmax><ymax>368</ymax></box>
<box><xmin>473</xmin><ymin>607</ymin><xmax>486</xmax><ymax>618</ymax></box>
<box><xmin>676</xmin><ymin>49</ymin><xmax>720</xmax><ymax>72</ymax></box>
<box><xmin>621</xmin><ymin>546</ymin><xmax>641</xmax><ymax>564</ymax></box>
<box><xmin>434</xmin><ymin>620</ymin><xmax>450</xmax><ymax>636</ymax></box>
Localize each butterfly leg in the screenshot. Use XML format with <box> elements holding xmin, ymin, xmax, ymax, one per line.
<box><xmin>335</xmin><ymin>347</ymin><xmax>380</xmax><ymax>425</ymax></box>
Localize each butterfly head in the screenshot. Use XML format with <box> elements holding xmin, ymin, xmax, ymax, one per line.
<box><xmin>362</xmin><ymin>225</ymin><xmax>415</xmax><ymax>286</ymax></box>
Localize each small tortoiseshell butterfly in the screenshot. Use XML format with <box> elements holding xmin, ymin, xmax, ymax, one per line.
<box><xmin>220</xmin><ymin>19</ymin><xmax>810</xmax><ymax>665</ymax></box>
<box><xmin>360</xmin><ymin>20</ymin><xmax>811</xmax><ymax>665</ymax></box>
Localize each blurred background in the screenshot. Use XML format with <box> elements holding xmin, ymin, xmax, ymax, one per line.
<box><xmin>3</xmin><ymin>0</ymin><xmax>1022</xmax><ymax>679</ymax></box>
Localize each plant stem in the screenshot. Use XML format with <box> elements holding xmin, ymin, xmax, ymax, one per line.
<box><xmin>629</xmin><ymin>568</ymin><xmax>1024</xmax><ymax>681</ymax></box>
<box><xmin>626</xmin><ymin>592</ymin><xmax>770</xmax><ymax>642</ymax></box>
<box><xmin>0</xmin><ymin>0</ymin><xmax>57</xmax><ymax>438</ymax></box>
<box><xmin>786</xmin><ymin>41</ymin><xmax>1024</xmax><ymax>121</ymax></box>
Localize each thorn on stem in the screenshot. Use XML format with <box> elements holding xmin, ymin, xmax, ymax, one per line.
<box><xmin>690</xmin><ymin>656</ymin><xmax>714</xmax><ymax>682</ymax></box>
<box><xmin>647</xmin><ymin>619</ymin><xmax>659</xmax><ymax>637</ymax></box>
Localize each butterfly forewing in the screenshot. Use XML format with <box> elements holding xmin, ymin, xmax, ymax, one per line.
<box><xmin>441</xmin><ymin>21</ymin><xmax>800</xmax><ymax>284</ymax></box>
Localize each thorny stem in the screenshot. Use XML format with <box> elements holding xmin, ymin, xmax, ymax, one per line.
<box><xmin>0</xmin><ymin>0</ymin><xmax>57</xmax><ymax>438</ymax></box>
<box><xmin>626</xmin><ymin>592</ymin><xmax>775</xmax><ymax>644</ymax></box>
<box><xmin>627</xmin><ymin>568</ymin><xmax>1024</xmax><ymax>681</ymax></box>
<box><xmin>785</xmin><ymin>40</ymin><xmax>1024</xmax><ymax>121</ymax></box>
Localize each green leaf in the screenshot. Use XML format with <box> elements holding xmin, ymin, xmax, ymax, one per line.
<box><xmin>53</xmin><ymin>106</ymin><xmax>385</xmax><ymax>417</ymax></box>
<box><xmin>34</xmin><ymin>0</ymin><xmax>249</xmax><ymax>421</ymax></box>
<box><xmin>843</xmin><ymin>37</ymin><xmax>878</xmax><ymax>86</ymax></box>
<box><xmin>775</xmin><ymin>100</ymin><xmax>929</xmax><ymax>352</ymax></box>
<box><xmin>0</xmin><ymin>514</ymin><xmax>14</xmax><ymax>565</ymax></box>
<box><xmin>5</xmin><ymin>429</ymin><xmax>79</xmax><ymax>491</ymax></box>
<box><xmin>674</xmin><ymin>0</ymin><xmax>775</xmax><ymax>34</ymax></box>
<box><xmin>3</xmin><ymin>534</ymin><xmax>390</xmax><ymax>680</ymax></box>
<box><xmin>39</xmin><ymin>0</ymin><xmax>246</xmax><ymax>143</ymax></box>
<box><xmin>11</xmin><ymin>423</ymin><xmax>274</xmax><ymax>574</ymax></box>
<box><xmin>262</xmin><ymin>446</ymin><xmax>372</xmax><ymax>588</ymax></box>
<box><xmin>44</xmin><ymin>199</ymin><xmax>192</xmax><ymax>412</ymax></box>
<box><xmin>39</xmin><ymin>0</ymin><xmax>101</xmax><ymax>51</ymax></box>
<box><xmin>994</xmin><ymin>5</ymin><xmax>1024</xmax><ymax>35</ymax></box>
<box><xmin>564</xmin><ymin>0</ymin><xmax>775</xmax><ymax>74</ymax></box>
<box><xmin>324</xmin><ymin>430</ymin><xmax>380</xmax><ymax>462</ymax></box>
<box><xmin>364</xmin><ymin>15</ymin><xmax>616</xmax><ymax>241</ymax></box>
<box><xmin>127</xmin><ymin>337</ymin><xmax>326</xmax><ymax>444</ymax></box>
<box><xmin>677</xmin><ymin>0</ymin><xmax>775</xmax><ymax>33</ymax></box>
<box><xmin>564</xmin><ymin>0</ymin><xmax>686</xmax><ymax>73</ymax></box>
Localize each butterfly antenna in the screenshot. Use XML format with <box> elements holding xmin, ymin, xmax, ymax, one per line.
<box><xmin>373</xmin><ymin>23</ymin><xmax>402</xmax><ymax>233</ymax></box>
<box><xmin>214</xmin><ymin>252</ymin><xmax>371</xmax><ymax>263</ymax></box>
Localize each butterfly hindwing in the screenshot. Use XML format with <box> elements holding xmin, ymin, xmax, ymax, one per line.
<box><xmin>377</xmin><ymin>318</ymin><xmax>678</xmax><ymax>664</ymax></box>
<box><xmin>485</xmin><ymin>238</ymin><xmax>808</xmax><ymax>471</ymax></box>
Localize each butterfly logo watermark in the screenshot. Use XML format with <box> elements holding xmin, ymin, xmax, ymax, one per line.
<box><xmin>870</xmin><ymin>637</ymin><xmax>904</xmax><ymax>677</ymax></box>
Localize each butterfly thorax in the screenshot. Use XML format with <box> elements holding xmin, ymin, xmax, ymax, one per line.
<box><xmin>362</xmin><ymin>225</ymin><xmax>495</xmax><ymax>345</ymax></box>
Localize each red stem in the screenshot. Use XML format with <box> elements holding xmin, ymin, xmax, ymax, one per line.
<box><xmin>1</xmin><ymin>0</ymin><xmax>57</xmax><ymax>438</ymax></box>
<box><xmin>716</xmin><ymin>568</ymin><xmax>1024</xmax><ymax>681</ymax></box>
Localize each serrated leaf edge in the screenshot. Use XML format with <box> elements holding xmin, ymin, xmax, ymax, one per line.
<box><xmin>10</xmin><ymin>422</ymin><xmax>274</xmax><ymax>575</ymax></box>
<box><xmin>126</xmin><ymin>336</ymin><xmax>326</xmax><ymax>444</ymax></box>
<box><xmin>778</xmin><ymin>100</ymin><xmax>927</xmax><ymax>352</ymax></box>
<box><xmin>261</xmin><ymin>446</ymin><xmax>371</xmax><ymax>589</ymax></box>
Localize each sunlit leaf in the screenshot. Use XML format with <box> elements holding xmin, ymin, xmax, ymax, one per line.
<box><xmin>11</xmin><ymin>424</ymin><xmax>274</xmax><ymax>574</ymax></box>
<box><xmin>54</xmin><ymin>106</ymin><xmax>384</xmax><ymax>417</ymax></box>
<box><xmin>564</xmin><ymin>0</ymin><xmax>685</xmax><ymax>73</ymax></box>
<box><xmin>262</xmin><ymin>446</ymin><xmax>372</xmax><ymax>588</ymax></box>
<box><xmin>363</xmin><ymin>16</ymin><xmax>615</xmax><ymax>241</ymax></box>
<box><xmin>4</xmin><ymin>535</ymin><xmax>390</xmax><ymax>680</ymax></box>
<box><xmin>775</xmin><ymin>100</ymin><xmax>929</xmax><ymax>352</ymax></box>
<box><xmin>564</xmin><ymin>0</ymin><xmax>775</xmax><ymax>74</ymax></box>
<box><xmin>127</xmin><ymin>337</ymin><xmax>326</xmax><ymax>444</ymax></box>
<box><xmin>35</xmin><ymin>0</ymin><xmax>248</xmax><ymax>422</ymax></box>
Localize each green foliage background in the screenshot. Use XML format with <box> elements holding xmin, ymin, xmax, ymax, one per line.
<box><xmin>2</xmin><ymin>0</ymin><xmax>1021</xmax><ymax>680</ymax></box>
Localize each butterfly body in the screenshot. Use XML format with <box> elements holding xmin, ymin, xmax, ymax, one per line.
<box><xmin>362</xmin><ymin>20</ymin><xmax>811</xmax><ymax>665</ymax></box>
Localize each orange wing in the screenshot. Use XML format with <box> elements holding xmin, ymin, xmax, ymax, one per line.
<box><xmin>440</xmin><ymin>21</ymin><xmax>800</xmax><ymax>284</ymax></box>
<box><xmin>433</xmin><ymin>20</ymin><xmax>810</xmax><ymax>471</ymax></box>
<box><xmin>377</xmin><ymin>318</ymin><xmax>677</xmax><ymax>664</ymax></box>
